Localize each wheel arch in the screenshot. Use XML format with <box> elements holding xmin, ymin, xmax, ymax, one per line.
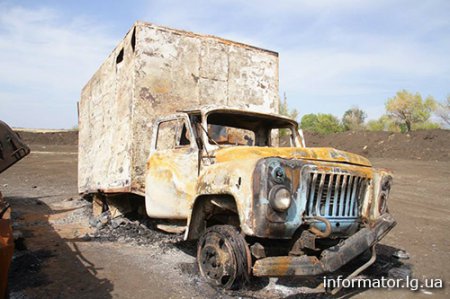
<box><xmin>185</xmin><ymin>194</ymin><xmax>241</xmax><ymax>240</ymax></box>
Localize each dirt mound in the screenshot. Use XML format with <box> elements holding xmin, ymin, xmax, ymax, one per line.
<box><xmin>14</xmin><ymin>128</ymin><xmax>450</xmax><ymax>161</ymax></box>
<box><xmin>15</xmin><ymin>129</ymin><xmax>78</xmax><ymax>146</ymax></box>
<box><xmin>305</xmin><ymin>129</ymin><xmax>450</xmax><ymax>161</ymax></box>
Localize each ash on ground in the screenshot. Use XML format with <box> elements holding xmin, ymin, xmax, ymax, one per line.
<box><xmin>47</xmin><ymin>198</ymin><xmax>414</xmax><ymax>298</ymax></box>
<box><xmin>88</xmin><ymin>210</ymin><xmax>185</xmax><ymax>249</ymax></box>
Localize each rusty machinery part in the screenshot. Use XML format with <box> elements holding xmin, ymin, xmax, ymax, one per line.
<box><xmin>252</xmin><ymin>213</ymin><xmax>396</xmax><ymax>277</ymax></box>
<box><xmin>330</xmin><ymin>245</ymin><xmax>377</xmax><ymax>295</ymax></box>
<box><xmin>308</xmin><ymin>216</ymin><xmax>332</xmax><ymax>238</ymax></box>
<box><xmin>197</xmin><ymin>225</ymin><xmax>251</xmax><ymax>290</ymax></box>
<box><xmin>0</xmin><ymin>120</ymin><xmax>30</xmax><ymax>174</ymax></box>
<box><xmin>289</xmin><ymin>229</ymin><xmax>319</xmax><ymax>256</ymax></box>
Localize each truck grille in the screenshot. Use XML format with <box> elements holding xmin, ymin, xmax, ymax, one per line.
<box><xmin>305</xmin><ymin>172</ymin><xmax>368</xmax><ymax>218</ymax></box>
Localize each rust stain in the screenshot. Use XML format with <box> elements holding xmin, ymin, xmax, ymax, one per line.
<box><xmin>146</xmin><ymin>149</ymin><xmax>198</xmax><ymax>218</ymax></box>
<box><xmin>0</xmin><ymin>218</ymin><xmax>13</xmax><ymax>295</ymax></box>
<box><xmin>253</xmin><ymin>256</ymin><xmax>291</xmax><ymax>276</ymax></box>
<box><xmin>215</xmin><ymin>146</ymin><xmax>372</xmax><ymax>167</ymax></box>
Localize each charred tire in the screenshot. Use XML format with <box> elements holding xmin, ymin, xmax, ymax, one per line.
<box><xmin>197</xmin><ymin>225</ymin><xmax>251</xmax><ymax>290</ymax></box>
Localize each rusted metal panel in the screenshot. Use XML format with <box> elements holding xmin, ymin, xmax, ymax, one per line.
<box><xmin>215</xmin><ymin>146</ymin><xmax>372</xmax><ymax>167</ymax></box>
<box><xmin>248</xmin><ymin>157</ymin><xmax>375</xmax><ymax>239</ymax></box>
<box><xmin>252</xmin><ymin>213</ymin><xmax>396</xmax><ymax>277</ymax></box>
<box><xmin>0</xmin><ymin>120</ymin><xmax>30</xmax><ymax>174</ymax></box>
<box><xmin>194</xmin><ymin>156</ymin><xmax>259</xmax><ymax>236</ymax></box>
<box><xmin>78</xmin><ymin>22</ymin><xmax>279</xmax><ymax>195</ymax></box>
<box><xmin>0</xmin><ymin>213</ymin><xmax>14</xmax><ymax>297</ymax></box>
<box><xmin>144</xmin><ymin>114</ymin><xmax>199</xmax><ymax>218</ymax></box>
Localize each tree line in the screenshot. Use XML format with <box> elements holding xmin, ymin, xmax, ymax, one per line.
<box><xmin>280</xmin><ymin>90</ymin><xmax>449</xmax><ymax>134</ymax></box>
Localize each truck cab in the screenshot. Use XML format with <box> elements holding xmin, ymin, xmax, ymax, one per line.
<box><xmin>144</xmin><ymin>106</ymin><xmax>396</xmax><ymax>289</ymax></box>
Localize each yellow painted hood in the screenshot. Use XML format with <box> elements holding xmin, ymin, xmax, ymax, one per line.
<box><xmin>215</xmin><ymin>146</ymin><xmax>372</xmax><ymax>167</ymax></box>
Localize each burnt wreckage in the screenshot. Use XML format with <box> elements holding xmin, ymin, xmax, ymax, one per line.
<box><xmin>78</xmin><ymin>22</ymin><xmax>396</xmax><ymax>291</ymax></box>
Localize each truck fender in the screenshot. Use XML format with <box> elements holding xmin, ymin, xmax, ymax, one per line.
<box><xmin>184</xmin><ymin>194</ymin><xmax>240</xmax><ymax>240</ymax></box>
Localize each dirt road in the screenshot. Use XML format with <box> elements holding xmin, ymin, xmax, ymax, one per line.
<box><xmin>1</xmin><ymin>142</ymin><xmax>449</xmax><ymax>298</ymax></box>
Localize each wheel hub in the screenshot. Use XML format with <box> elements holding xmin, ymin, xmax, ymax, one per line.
<box><xmin>198</xmin><ymin>233</ymin><xmax>236</xmax><ymax>287</ymax></box>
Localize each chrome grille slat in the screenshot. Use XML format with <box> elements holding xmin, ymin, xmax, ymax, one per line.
<box><xmin>332</xmin><ymin>174</ymin><xmax>341</xmax><ymax>217</ymax></box>
<box><xmin>349</xmin><ymin>177</ymin><xmax>359</xmax><ymax>217</ymax></box>
<box><xmin>324</xmin><ymin>174</ymin><xmax>334</xmax><ymax>216</ymax></box>
<box><xmin>305</xmin><ymin>171</ymin><xmax>368</xmax><ymax>219</ymax></box>
<box><xmin>308</xmin><ymin>173</ymin><xmax>318</xmax><ymax>214</ymax></box>
<box><xmin>344</xmin><ymin>176</ymin><xmax>354</xmax><ymax>216</ymax></box>
<box><xmin>315</xmin><ymin>174</ymin><xmax>326</xmax><ymax>215</ymax></box>
<box><xmin>338</xmin><ymin>175</ymin><xmax>347</xmax><ymax>216</ymax></box>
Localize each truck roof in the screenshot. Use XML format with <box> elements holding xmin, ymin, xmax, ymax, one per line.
<box><xmin>178</xmin><ymin>105</ymin><xmax>297</xmax><ymax>123</ymax></box>
<box><xmin>133</xmin><ymin>21</ymin><xmax>279</xmax><ymax>57</ymax></box>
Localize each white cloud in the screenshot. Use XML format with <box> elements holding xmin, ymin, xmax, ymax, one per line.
<box><xmin>280</xmin><ymin>38</ymin><xmax>449</xmax><ymax>94</ymax></box>
<box><xmin>143</xmin><ymin>0</ymin><xmax>450</xmax><ymax>111</ymax></box>
<box><xmin>0</xmin><ymin>4</ymin><xmax>117</xmax><ymax>128</ymax></box>
<box><xmin>1</xmin><ymin>1</ymin><xmax>448</xmax><ymax>127</ymax></box>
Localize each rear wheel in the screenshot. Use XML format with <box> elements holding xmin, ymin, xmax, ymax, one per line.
<box><xmin>197</xmin><ymin>225</ymin><xmax>251</xmax><ymax>289</ymax></box>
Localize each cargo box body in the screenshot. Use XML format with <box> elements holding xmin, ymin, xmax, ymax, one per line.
<box><xmin>78</xmin><ymin>21</ymin><xmax>280</xmax><ymax>195</ymax></box>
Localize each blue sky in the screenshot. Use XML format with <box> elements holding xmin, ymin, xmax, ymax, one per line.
<box><xmin>0</xmin><ymin>0</ymin><xmax>449</xmax><ymax>128</ymax></box>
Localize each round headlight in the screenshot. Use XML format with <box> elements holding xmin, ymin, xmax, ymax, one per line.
<box><xmin>269</xmin><ymin>186</ymin><xmax>292</xmax><ymax>212</ymax></box>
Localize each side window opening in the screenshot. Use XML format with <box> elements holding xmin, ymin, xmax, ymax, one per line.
<box><xmin>178</xmin><ymin>123</ymin><xmax>191</xmax><ymax>146</ymax></box>
<box><xmin>156</xmin><ymin>120</ymin><xmax>177</xmax><ymax>150</ymax></box>
<box><xmin>156</xmin><ymin>119</ymin><xmax>191</xmax><ymax>150</ymax></box>
<box><xmin>271</xmin><ymin>128</ymin><xmax>294</xmax><ymax>147</ymax></box>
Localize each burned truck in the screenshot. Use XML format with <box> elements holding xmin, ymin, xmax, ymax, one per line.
<box><xmin>79</xmin><ymin>22</ymin><xmax>396</xmax><ymax>290</ymax></box>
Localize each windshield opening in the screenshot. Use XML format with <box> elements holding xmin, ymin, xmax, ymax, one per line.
<box><xmin>206</xmin><ymin>111</ymin><xmax>297</xmax><ymax>147</ymax></box>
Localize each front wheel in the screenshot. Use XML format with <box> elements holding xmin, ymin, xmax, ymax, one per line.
<box><xmin>197</xmin><ymin>225</ymin><xmax>251</xmax><ymax>289</ymax></box>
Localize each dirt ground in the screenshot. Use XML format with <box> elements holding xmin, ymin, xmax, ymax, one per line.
<box><xmin>1</xmin><ymin>131</ymin><xmax>449</xmax><ymax>298</ymax></box>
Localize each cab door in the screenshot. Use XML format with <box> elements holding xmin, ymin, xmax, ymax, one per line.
<box><xmin>145</xmin><ymin>115</ymin><xmax>198</xmax><ymax>219</ymax></box>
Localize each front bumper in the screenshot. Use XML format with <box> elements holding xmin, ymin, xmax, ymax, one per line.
<box><xmin>253</xmin><ymin>213</ymin><xmax>396</xmax><ymax>277</ymax></box>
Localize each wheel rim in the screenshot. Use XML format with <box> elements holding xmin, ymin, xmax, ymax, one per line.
<box><xmin>198</xmin><ymin>231</ymin><xmax>237</xmax><ymax>288</ymax></box>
